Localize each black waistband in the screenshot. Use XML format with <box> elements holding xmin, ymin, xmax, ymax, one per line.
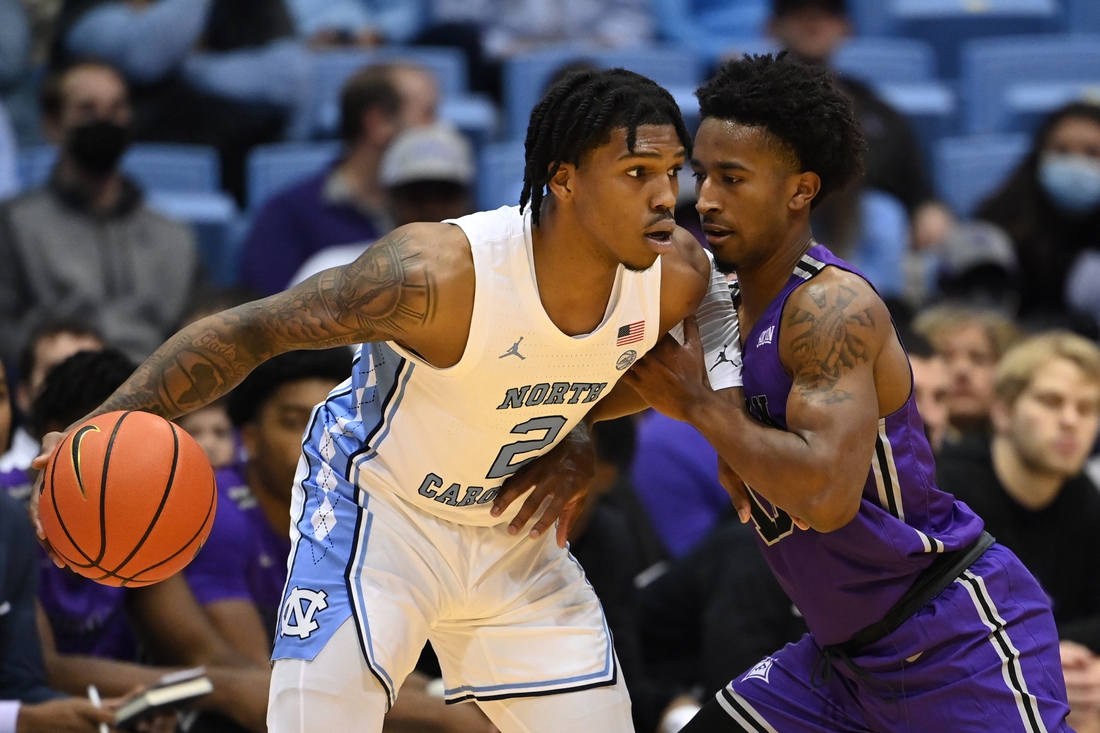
<box><xmin>838</xmin><ymin>530</ymin><xmax>995</xmax><ymax>654</ymax></box>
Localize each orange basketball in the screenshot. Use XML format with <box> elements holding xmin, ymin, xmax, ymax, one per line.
<box><xmin>40</xmin><ymin>411</ymin><xmax>217</xmax><ymax>587</ymax></box>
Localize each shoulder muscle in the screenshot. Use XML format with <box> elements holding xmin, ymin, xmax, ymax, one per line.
<box><xmin>779</xmin><ymin>268</ymin><xmax>889</xmax><ymax>404</ymax></box>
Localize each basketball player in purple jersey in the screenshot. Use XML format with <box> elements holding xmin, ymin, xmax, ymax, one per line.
<box><xmin>625</xmin><ymin>54</ymin><xmax>1073</xmax><ymax>732</ymax></box>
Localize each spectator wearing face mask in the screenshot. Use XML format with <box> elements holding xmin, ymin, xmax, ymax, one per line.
<box><xmin>0</xmin><ymin>61</ymin><xmax>202</xmax><ymax>365</ymax></box>
<box><xmin>977</xmin><ymin>102</ymin><xmax>1100</xmax><ymax>325</ymax></box>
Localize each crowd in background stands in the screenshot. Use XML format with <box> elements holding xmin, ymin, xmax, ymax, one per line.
<box><xmin>3</xmin><ymin>0</ymin><xmax>1100</xmax><ymax>731</ymax></box>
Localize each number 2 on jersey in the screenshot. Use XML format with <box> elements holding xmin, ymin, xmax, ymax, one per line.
<box><xmin>486</xmin><ymin>416</ymin><xmax>569</xmax><ymax>479</ymax></box>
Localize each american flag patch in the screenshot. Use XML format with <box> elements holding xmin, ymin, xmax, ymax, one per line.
<box><xmin>616</xmin><ymin>321</ymin><xmax>645</xmax><ymax>346</ymax></box>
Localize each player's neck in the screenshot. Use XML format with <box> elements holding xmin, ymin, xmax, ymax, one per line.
<box><xmin>991</xmin><ymin>436</ymin><xmax>1065</xmax><ymax>511</ymax></box>
<box><xmin>735</xmin><ymin>225</ymin><xmax>815</xmax><ymax>330</ymax></box>
<box><xmin>246</xmin><ymin>462</ymin><xmax>292</xmax><ymax>537</ymax></box>
<box><xmin>530</xmin><ymin>204</ymin><xmax>622</xmax><ymax>337</ymax></box>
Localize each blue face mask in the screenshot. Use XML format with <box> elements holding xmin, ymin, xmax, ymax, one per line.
<box><xmin>1038</xmin><ymin>153</ymin><xmax>1100</xmax><ymax>214</ymax></box>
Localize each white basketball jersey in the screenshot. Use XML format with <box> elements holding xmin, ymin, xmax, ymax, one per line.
<box><xmin>336</xmin><ymin>205</ymin><xmax>663</xmax><ymax>526</ymax></box>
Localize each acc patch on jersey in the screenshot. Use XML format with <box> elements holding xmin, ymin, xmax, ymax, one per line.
<box><xmin>616</xmin><ymin>350</ymin><xmax>638</xmax><ymax>370</ymax></box>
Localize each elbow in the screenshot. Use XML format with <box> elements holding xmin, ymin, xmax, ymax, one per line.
<box><xmin>798</xmin><ymin>477</ymin><xmax>862</xmax><ymax>534</ymax></box>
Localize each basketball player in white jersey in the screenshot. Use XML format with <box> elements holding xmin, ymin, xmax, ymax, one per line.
<box><xmin>31</xmin><ymin>69</ymin><xmax>742</xmax><ymax>732</ymax></box>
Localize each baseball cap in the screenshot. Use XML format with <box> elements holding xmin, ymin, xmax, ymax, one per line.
<box><xmin>380</xmin><ymin>123</ymin><xmax>475</xmax><ymax>188</ymax></box>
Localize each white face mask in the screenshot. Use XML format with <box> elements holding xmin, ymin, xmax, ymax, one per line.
<box><xmin>1038</xmin><ymin>152</ymin><xmax>1100</xmax><ymax>214</ymax></box>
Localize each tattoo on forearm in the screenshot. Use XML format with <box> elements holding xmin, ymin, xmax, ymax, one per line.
<box><xmin>93</xmin><ymin>231</ymin><xmax>437</xmax><ymax>421</ymax></box>
<box><xmin>786</xmin><ymin>285</ymin><xmax>874</xmax><ymax>404</ymax></box>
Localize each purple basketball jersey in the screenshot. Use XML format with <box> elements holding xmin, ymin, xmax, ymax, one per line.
<box><xmin>738</xmin><ymin>245</ymin><xmax>985</xmax><ymax>646</ymax></box>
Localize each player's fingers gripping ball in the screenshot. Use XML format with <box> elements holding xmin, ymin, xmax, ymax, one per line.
<box><xmin>40</xmin><ymin>411</ymin><xmax>217</xmax><ymax>587</ymax></box>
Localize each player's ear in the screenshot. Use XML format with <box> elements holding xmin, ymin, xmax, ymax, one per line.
<box><xmin>789</xmin><ymin>172</ymin><xmax>820</xmax><ymax>212</ymax></box>
<box><xmin>547</xmin><ymin>162</ymin><xmax>577</xmax><ymax>203</ymax></box>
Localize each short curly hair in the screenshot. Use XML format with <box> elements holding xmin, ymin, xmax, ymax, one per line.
<box><xmin>695</xmin><ymin>53</ymin><xmax>865</xmax><ymax>205</ymax></box>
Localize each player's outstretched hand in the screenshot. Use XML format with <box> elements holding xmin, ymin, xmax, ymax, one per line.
<box><xmin>28</xmin><ymin>429</ymin><xmax>69</xmax><ymax>568</ymax></box>
<box><xmin>623</xmin><ymin>316</ymin><xmax>710</xmax><ymax>423</ymax></box>
<box><xmin>492</xmin><ymin>423</ymin><xmax>596</xmax><ymax>548</ymax></box>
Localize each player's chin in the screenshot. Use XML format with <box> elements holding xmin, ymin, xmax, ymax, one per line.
<box><xmin>622</xmin><ymin>248</ymin><xmax>660</xmax><ymax>273</ymax></box>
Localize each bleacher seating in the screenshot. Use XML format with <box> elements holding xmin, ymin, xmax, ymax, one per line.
<box><xmin>245</xmin><ymin>141</ymin><xmax>341</xmax><ymax>211</ymax></box>
<box><xmin>961</xmin><ymin>35</ymin><xmax>1100</xmax><ymax>134</ymax></box>
<box><xmin>833</xmin><ymin>37</ymin><xmax>938</xmax><ymax>83</ymax></box>
<box><xmin>502</xmin><ymin>46</ymin><xmax>705</xmax><ymax>140</ymax></box>
<box><xmin>18</xmin><ymin>143</ymin><xmax>221</xmax><ymax>192</ymax></box>
<box><xmin>888</xmin><ymin>0</ymin><xmax>1062</xmax><ymax>78</ymax></box>
<box><xmin>308</xmin><ymin>47</ymin><xmax>497</xmax><ymax>141</ymax></box>
<box><xmin>1067</xmin><ymin>0</ymin><xmax>1100</xmax><ymax>32</ymax></box>
<box><xmin>478</xmin><ymin>141</ymin><xmax>525</xmax><ymax>212</ymax></box>
<box><xmin>934</xmin><ymin>133</ymin><xmax>1030</xmax><ymax>217</ymax></box>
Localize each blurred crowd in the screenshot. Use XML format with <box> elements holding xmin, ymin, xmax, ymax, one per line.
<box><xmin>3</xmin><ymin>0</ymin><xmax>1100</xmax><ymax>731</ymax></box>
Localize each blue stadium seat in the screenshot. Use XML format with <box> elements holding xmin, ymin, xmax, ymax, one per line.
<box><xmin>833</xmin><ymin>37</ymin><xmax>937</xmax><ymax>83</ymax></box>
<box><xmin>934</xmin><ymin>133</ymin><xmax>1030</xmax><ymax>216</ymax></box>
<box><xmin>1003</xmin><ymin>81</ymin><xmax>1100</xmax><ymax>134</ymax></box>
<box><xmin>1067</xmin><ymin>0</ymin><xmax>1100</xmax><ymax>32</ymax></box>
<box><xmin>17</xmin><ymin>145</ymin><xmax>55</xmax><ymax>189</ymax></box>
<box><xmin>961</xmin><ymin>34</ymin><xmax>1100</xmax><ymax>134</ymax></box>
<box><xmin>478</xmin><ymin>141</ymin><xmax>525</xmax><ymax>212</ymax></box>
<box><xmin>17</xmin><ymin>143</ymin><xmax>221</xmax><ymax>192</ymax></box>
<box><xmin>146</xmin><ymin>191</ymin><xmax>242</xmax><ymax>287</ymax></box>
<box><xmin>246</xmin><ymin>141</ymin><xmax>341</xmax><ymax>211</ymax></box>
<box><xmin>832</xmin><ymin>38</ymin><xmax>956</xmax><ymax>155</ymax></box>
<box><xmin>309</xmin><ymin>47</ymin><xmax>468</xmax><ymax>136</ymax></box>
<box><xmin>124</xmin><ymin>144</ymin><xmax>220</xmax><ymax>192</ymax></box>
<box><xmin>889</xmin><ymin>0</ymin><xmax>1062</xmax><ymax>78</ymax></box>
<box><xmin>502</xmin><ymin>45</ymin><xmax>705</xmax><ymax>140</ymax></box>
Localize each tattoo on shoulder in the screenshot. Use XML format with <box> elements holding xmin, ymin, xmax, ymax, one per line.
<box><xmin>321</xmin><ymin>231</ymin><xmax>437</xmax><ymax>334</ymax></box>
<box><xmin>785</xmin><ymin>284</ymin><xmax>875</xmax><ymax>404</ymax></box>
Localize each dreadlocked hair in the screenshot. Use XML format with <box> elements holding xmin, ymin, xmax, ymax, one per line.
<box><xmin>696</xmin><ymin>53</ymin><xmax>865</xmax><ymax>206</ymax></box>
<box><xmin>520</xmin><ymin>68</ymin><xmax>691</xmax><ymax>226</ymax></box>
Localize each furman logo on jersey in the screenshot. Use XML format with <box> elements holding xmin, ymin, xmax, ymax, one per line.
<box><xmin>497</xmin><ymin>382</ymin><xmax>608</xmax><ymax>409</ymax></box>
<box><xmin>742</xmin><ymin>657</ymin><xmax>776</xmax><ymax>684</ymax></box>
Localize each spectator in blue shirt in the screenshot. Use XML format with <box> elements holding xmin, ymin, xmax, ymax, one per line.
<box><xmin>288</xmin><ymin>0</ymin><xmax>424</xmax><ymax>47</ymax></box>
<box><xmin>238</xmin><ymin>65</ymin><xmax>403</xmax><ymax>295</ymax></box>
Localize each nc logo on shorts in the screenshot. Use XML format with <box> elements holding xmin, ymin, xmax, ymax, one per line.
<box><xmin>616</xmin><ymin>350</ymin><xmax>638</xmax><ymax>370</ymax></box>
<box><xmin>281</xmin><ymin>587</ymin><xmax>328</xmax><ymax>639</ymax></box>
<box><xmin>743</xmin><ymin>656</ymin><xmax>776</xmax><ymax>684</ymax></box>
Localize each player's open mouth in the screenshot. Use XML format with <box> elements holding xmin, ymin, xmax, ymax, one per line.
<box><xmin>644</xmin><ymin>226</ymin><xmax>674</xmax><ymax>253</ymax></box>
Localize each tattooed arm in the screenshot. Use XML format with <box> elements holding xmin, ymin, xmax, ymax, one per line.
<box><xmin>626</xmin><ymin>268</ymin><xmax>899</xmax><ymax>532</ymax></box>
<box><xmin>85</xmin><ymin>223</ymin><xmax>469</xmax><ymax>421</ymax></box>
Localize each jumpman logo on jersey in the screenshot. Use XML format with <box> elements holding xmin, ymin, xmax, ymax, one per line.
<box><xmin>499</xmin><ymin>337</ymin><xmax>526</xmax><ymax>360</ymax></box>
<box><xmin>710</xmin><ymin>347</ymin><xmax>741</xmax><ymax>372</ymax></box>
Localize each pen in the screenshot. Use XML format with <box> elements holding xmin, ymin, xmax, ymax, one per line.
<box><xmin>86</xmin><ymin>684</ymin><xmax>109</xmax><ymax>733</ymax></box>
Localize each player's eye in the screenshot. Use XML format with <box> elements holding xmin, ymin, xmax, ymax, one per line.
<box><xmin>691</xmin><ymin>170</ymin><xmax>705</xmax><ymax>181</ymax></box>
<box><xmin>669</xmin><ymin>166</ymin><xmax>682</xmax><ymax>178</ymax></box>
<box><xmin>626</xmin><ymin>167</ymin><xmax>645</xmax><ymax>178</ymax></box>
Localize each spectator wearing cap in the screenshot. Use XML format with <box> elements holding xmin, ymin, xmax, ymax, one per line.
<box><xmin>977</xmin><ymin>102</ymin><xmax>1100</xmax><ymax>328</ymax></box>
<box><xmin>238</xmin><ymin>65</ymin><xmax>404</xmax><ymax>296</ymax></box>
<box><xmin>936</xmin><ymin>221</ymin><xmax>1020</xmax><ymax>311</ymax></box>
<box><xmin>289</xmin><ymin>122</ymin><xmax>475</xmax><ymax>283</ymax></box>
